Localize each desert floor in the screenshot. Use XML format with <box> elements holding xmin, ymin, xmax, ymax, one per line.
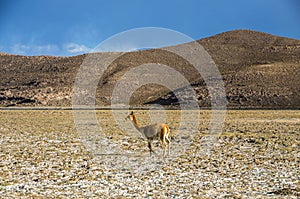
<box><xmin>0</xmin><ymin>109</ymin><xmax>299</xmax><ymax>198</ymax></box>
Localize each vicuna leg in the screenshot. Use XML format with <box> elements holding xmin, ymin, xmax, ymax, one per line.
<box><xmin>162</xmin><ymin>134</ymin><xmax>171</xmax><ymax>158</ymax></box>
<box><xmin>162</xmin><ymin>143</ymin><xmax>166</xmax><ymax>158</ymax></box>
<box><xmin>148</xmin><ymin>141</ymin><xmax>155</xmax><ymax>156</ymax></box>
<box><xmin>166</xmin><ymin>134</ymin><xmax>171</xmax><ymax>157</ymax></box>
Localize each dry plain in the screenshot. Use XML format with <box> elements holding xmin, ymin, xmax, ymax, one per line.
<box><xmin>0</xmin><ymin>109</ymin><xmax>299</xmax><ymax>198</ymax></box>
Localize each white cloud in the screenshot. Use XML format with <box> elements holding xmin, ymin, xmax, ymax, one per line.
<box><xmin>94</xmin><ymin>43</ymin><xmax>138</xmax><ymax>52</ymax></box>
<box><xmin>5</xmin><ymin>43</ymin><xmax>91</xmax><ymax>56</ymax></box>
<box><xmin>3</xmin><ymin>42</ymin><xmax>139</xmax><ymax>56</ymax></box>
<box><xmin>34</xmin><ymin>44</ymin><xmax>59</xmax><ymax>53</ymax></box>
<box><xmin>63</xmin><ymin>43</ymin><xmax>92</xmax><ymax>54</ymax></box>
<box><xmin>10</xmin><ymin>44</ymin><xmax>59</xmax><ymax>55</ymax></box>
<box><xmin>11</xmin><ymin>44</ymin><xmax>30</xmax><ymax>54</ymax></box>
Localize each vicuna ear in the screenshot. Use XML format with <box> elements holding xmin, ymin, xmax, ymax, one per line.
<box><xmin>130</xmin><ymin>111</ymin><xmax>134</xmax><ymax>115</ymax></box>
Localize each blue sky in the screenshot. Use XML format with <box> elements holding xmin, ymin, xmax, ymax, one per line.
<box><xmin>0</xmin><ymin>0</ymin><xmax>299</xmax><ymax>56</ymax></box>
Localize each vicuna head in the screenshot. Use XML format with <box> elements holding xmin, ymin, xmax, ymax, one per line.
<box><xmin>125</xmin><ymin>111</ymin><xmax>135</xmax><ymax>121</ymax></box>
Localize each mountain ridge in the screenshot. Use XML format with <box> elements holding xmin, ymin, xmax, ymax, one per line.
<box><xmin>0</xmin><ymin>29</ymin><xmax>299</xmax><ymax>108</ymax></box>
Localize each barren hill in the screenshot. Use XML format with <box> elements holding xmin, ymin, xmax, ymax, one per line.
<box><xmin>0</xmin><ymin>30</ymin><xmax>299</xmax><ymax>108</ymax></box>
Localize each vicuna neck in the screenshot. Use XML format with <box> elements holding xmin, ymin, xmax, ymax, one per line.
<box><xmin>131</xmin><ymin>115</ymin><xmax>141</xmax><ymax>131</ymax></box>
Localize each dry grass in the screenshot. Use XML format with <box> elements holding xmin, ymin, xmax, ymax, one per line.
<box><xmin>0</xmin><ymin>110</ymin><xmax>299</xmax><ymax>198</ymax></box>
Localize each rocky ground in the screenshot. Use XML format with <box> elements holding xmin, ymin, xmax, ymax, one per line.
<box><xmin>0</xmin><ymin>109</ymin><xmax>299</xmax><ymax>198</ymax></box>
<box><xmin>1</xmin><ymin>30</ymin><xmax>300</xmax><ymax>108</ymax></box>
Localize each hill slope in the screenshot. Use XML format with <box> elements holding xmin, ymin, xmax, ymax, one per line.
<box><xmin>0</xmin><ymin>30</ymin><xmax>299</xmax><ymax>108</ymax></box>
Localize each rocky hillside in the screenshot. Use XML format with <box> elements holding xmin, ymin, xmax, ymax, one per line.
<box><xmin>0</xmin><ymin>30</ymin><xmax>299</xmax><ymax>108</ymax></box>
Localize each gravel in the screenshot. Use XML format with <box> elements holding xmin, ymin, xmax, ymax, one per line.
<box><xmin>0</xmin><ymin>110</ymin><xmax>299</xmax><ymax>198</ymax></box>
